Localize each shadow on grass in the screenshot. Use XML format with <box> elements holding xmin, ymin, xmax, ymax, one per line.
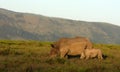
<box><xmin>102</xmin><ymin>54</ymin><xmax>108</xmax><ymax>60</ymax></box>
<box><xmin>67</xmin><ymin>55</ymin><xmax>80</xmax><ymax>59</ymax></box>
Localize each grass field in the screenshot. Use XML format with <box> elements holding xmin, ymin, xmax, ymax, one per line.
<box><xmin>0</xmin><ymin>40</ymin><xmax>120</xmax><ymax>72</ymax></box>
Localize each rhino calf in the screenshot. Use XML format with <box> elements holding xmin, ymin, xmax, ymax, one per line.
<box><xmin>84</xmin><ymin>48</ymin><xmax>103</xmax><ymax>60</ymax></box>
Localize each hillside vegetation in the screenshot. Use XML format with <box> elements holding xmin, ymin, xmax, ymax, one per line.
<box><xmin>0</xmin><ymin>40</ymin><xmax>120</xmax><ymax>72</ymax></box>
<box><xmin>0</xmin><ymin>8</ymin><xmax>120</xmax><ymax>44</ymax></box>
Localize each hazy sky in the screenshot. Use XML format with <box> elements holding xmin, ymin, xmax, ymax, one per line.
<box><xmin>0</xmin><ymin>0</ymin><xmax>120</xmax><ymax>26</ymax></box>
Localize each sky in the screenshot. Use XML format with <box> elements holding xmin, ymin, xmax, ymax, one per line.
<box><xmin>0</xmin><ymin>0</ymin><xmax>120</xmax><ymax>26</ymax></box>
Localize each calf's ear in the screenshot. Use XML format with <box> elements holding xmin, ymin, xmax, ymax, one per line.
<box><xmin>51</xmin><ymin>44</ymin><xmax>55</xmax><ymax>48</ymax></box>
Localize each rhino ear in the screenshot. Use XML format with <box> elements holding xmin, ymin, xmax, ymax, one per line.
<box><xmin>51</xmin><ymin>44</ymin><xmax>55</xmax><ymax>48</ymax></box>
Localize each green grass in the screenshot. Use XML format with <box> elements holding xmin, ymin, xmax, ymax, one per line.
<box><xmin>0</xmin><ymin>40</ymin><xmax>120</xmax><ymax>72</ymax></box>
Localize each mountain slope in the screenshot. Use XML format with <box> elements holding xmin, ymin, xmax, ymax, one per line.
<box><xmin>0</xmin><ymin>8</ymin><xmax>120</xmax><ymax>44</ymax></box>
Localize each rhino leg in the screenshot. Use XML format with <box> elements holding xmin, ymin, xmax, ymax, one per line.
<box><xmin>98</xmin><ymin>54</ymin><xmax>103</xmax><ymax>59</ymax></box>
<box><xmin>60</xmin><ymin>52</ymin><xmax>66</xmax><ymax>58</ymax></box>
<box><xmin>60</xmin><ymin>48</ymin><xmax>68</xmax><ymax>58</ymax></box>
<box><xmin>80</xmin><ymin>52</ymin><xmax>85</xmax><ymax>59</ymax></box>
<box><xmin>85</xmin><ymin>55</ymin><xmax>90</xmax><ymax>60</ymax></box>
<box><xmin>98</xmin><ymin>50</ymin><xmax>103</xmax><ymax>60</ymax></box>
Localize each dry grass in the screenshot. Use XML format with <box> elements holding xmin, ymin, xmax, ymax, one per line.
<box><xmin>0</xmin><ymin>40</ymin><xmax>120</xmax><ymax>72</ymax></box>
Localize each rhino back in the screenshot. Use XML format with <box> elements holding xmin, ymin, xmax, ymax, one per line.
<box><xmin>53</xmin><ymin>36</ymin><xmax>93</xmax><ymax>49</ymax></box>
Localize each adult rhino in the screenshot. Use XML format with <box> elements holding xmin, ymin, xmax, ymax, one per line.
<box><xmin>50</xmin><ymin>36</ymin><xmax>93</xmax><ymax>59</ymax></box>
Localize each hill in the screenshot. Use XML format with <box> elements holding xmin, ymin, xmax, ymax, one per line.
<box><xmin>0</xmin><ymin>8</ymin><xmax>120</xmax><ymax>44</ymax></box>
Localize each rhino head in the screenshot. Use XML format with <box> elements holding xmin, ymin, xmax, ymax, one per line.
<box><xmin>49</xmin><ymin>44</ymin><xmax>59</xmax><ymax>58</ymax></box>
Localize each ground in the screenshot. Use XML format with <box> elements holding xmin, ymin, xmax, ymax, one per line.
<box><xmin>0</xmin><ymin>40</ymin><xmax>120</xmax><ymax>72</ymax></box>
